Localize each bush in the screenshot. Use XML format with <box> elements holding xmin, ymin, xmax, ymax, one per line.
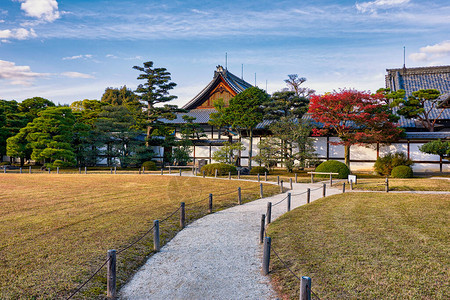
<box><xmin>391</xmin><ymin>165</ymin><xmax>413</xmax><ymax>178</ymax></box>
<box><xmin>52</xmin><ymin>160</ymin><xmax>65</xmax><ymax>168</ymax></box>
<box><xmin>201</xmin><ymin>163</ymin><xmax>237</xmax><ymax>176</ymax></box>
<box><xmin>315</xmin><ymin>160</ymin><xmax>350</xmax><ymax>179</ymax></box>
<box><xmin>142</xmin><ymin>161</ymin><xmax>157</xmax><ymax>171</ymax></box>
<box><xmin>250</xmin><ymin>166</ymin><xmax>269</xmax><ymax>175</ymax></box>
<box><xmin>374</xmin><ymin>152</ymin><xmax>413</xmax><ymax>176</ymax></box>
<box><xmin>0</xmin><ymin>162</ymin><xmax>10</xmax><ymax>166</ymax></box>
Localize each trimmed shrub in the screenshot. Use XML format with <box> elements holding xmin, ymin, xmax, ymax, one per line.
<box><xmin>391</xmin><ymin>165</ymin><xmax>413</xmax><ymax>178</ymax></box>
<box><xmin>250</xmin><ymin>166</ymin><xmax>269</xmax><ymax>175</ymax></box>
<box><xmin>201</xmin><ymin>163</ymin><xmax>237</xmax><ymax>176</ymax></box>
<box><xmin>52</xmin><ymin>160</ymin><xmax>65</xmax><ymax>168</ymax></box>
<box><xmin>374</xmin><ymin>152</ymin><xmax>413</xmax><ymax>176</ymax></box>
<box><xmin>315</xmin><ymin>160</ymin><xmax>350</xmax><ymax>179</ymax></box>
<box><xmin>142</xmin><ymin>161</ymin><xmax>157</xmax><ymax>171</ymax></box>
<box><xmin>0</xmin><ymin>162</ymin><xmax>10</xmax><ymax>166</ymax></box>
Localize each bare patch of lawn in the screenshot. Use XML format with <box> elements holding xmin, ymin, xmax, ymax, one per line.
<box><xmin>0</xmin><ymin>174</ymin><xmax>278</xmax><ymax>299</ymax></box>
<box><xmin>267</xmin><ymin>193</ymin><xmax>449</xmax><ymax>299</ymax></box>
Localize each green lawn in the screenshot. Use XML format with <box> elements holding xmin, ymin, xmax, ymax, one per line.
<box><xmin>267</xmin><ymin>193</ymin><xmax>449</xmax><ymax>299</ymax></box>
<box><xmin>0</xmin><ymin>174</ymin><xmax>279</xmax><ymax>299</ymax></box>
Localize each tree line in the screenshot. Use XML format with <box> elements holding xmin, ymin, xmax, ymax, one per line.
<box><xmin>1</xmin><ymin>61</ymin><xmax>446</xmax><ymax>170</ymax></box>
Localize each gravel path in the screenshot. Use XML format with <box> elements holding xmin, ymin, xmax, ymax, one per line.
<box><xmin>120</xmin><ymin>178</ymin><xmax>341</xmax><ymax>300</ymax></box>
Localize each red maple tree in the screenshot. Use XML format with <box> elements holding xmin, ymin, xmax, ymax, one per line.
<box><xmin>309</xmin><ymin>89</ymin><xmax>403</xmax><ymax>167</ymax></box>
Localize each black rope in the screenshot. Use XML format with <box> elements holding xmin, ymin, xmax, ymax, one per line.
<box><xmin>66</xmin><ymin>257</ymin><xmax>110</xmax><ymax>300</ymax></box>
<box><xmin>117</xmin><ymin>223</ymin><xmax>156</xmax><ymax>255</ymax></box>
<box><xmin>270</xmin><ymin>245</ymin><xmax>301</xmax><ymax>281</ymax></box>
<box><xmin>291</xmin><ymin>190</ymin><xmax>307</xmax><ymax>197</ymax></box>
<box><xmin>307</xmin><ymin>284</ymin><xmax>322</xmax><ymax>300</ymax></box>
<box><xmin>185</xmin><ymin>196</ymin><xmax>210</xmax><ymax>206</ymax></box>
<box><xmin>272</xmin><ymin>195</ymin><xmax>288</xmax><ymax>207</ymax></box>
<box><xmin>160</xmin><ymin>205</ymin><xmax>182</xmax><ymax>223</ymax></box>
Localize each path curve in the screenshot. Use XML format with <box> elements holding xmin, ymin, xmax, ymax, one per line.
<box><xmin>120</xmin><ymin>177</ymin><xmax>341</xmax><ymax>300</ymax></box>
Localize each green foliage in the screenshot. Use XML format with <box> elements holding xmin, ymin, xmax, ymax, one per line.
<box><xmin>254</xmin><ymin>138</ymin><xmax>279</xmax><ymax>170</ymax></box>
<box><xmin>201</xmin><ymin>163</ymin><xmax>237</xmax><ymax>176</ymax></box>
<box><xmin>250</xmin><ymin>166</ymin><xmax>269</xmax><ymax>175</ymax></box>
<box><xmin>315</xmin><ymin>160</ymin><xmax>350</xmax><ymax>179</ymax></box>
<box><xmin>212</xmin><ymin>142</ymin><xmax>245</xmax><ymax>164</ymax></box>
<box><xmin>263</xmin><ymin>90</ymin><xmax>309</xmax><ymax>120</ymax></box>
<box><xmin>142</xmin><ymin>161</ymin><xmax>157</xmax><ymax>170</ymax></box>
<box><xmin>374</xmin><ymin>152</ymin><xmax>413</xmax><ymax>176</ymax></box>
<box><xmin>391</xmin><ymin>165</ymin><xmax>413</xmax><ymax>178</ymax></box>
<box><xmin>419</xmin><ymin>139</ymin><xmax>450</xmax><ymax>160</ymax></box>
<box><xmin>389</xmin><ymin>89</ymin><xmax>441</xmax><ymax>132</ymax></box>
<box><xmin>210</xmin><ymin>87</ymin><xmax>269</xmax><ymax>168</ymax></box>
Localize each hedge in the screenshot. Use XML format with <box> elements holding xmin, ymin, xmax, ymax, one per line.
<box><xmin>315</xmin><ymin>160</ymin><xmax>350</xmax><ymax>179</ymax></box>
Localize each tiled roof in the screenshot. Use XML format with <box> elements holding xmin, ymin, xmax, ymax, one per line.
<box><xmin>182</xmin><ymin>66</ymin><xmax>252</xmax><ymax>110</ymax></box>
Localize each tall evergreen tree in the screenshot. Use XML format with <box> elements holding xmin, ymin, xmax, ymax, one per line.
<box><xmin>133</xmin><ymin>61</ymin><xmax>179</xmax><ymax>140</ymax></box>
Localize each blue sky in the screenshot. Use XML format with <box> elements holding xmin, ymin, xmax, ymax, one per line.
<box><xmin>0</xmin><ymin>0</ymin><xmax>449</xmax><ymax>107</ymax></box>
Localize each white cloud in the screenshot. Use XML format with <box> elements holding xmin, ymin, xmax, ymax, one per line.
<box><xmin>61</xmin><ymin>72</ymin><xmax>94</xmax><ymax>79</ymax></box>
<box><xmin>0</xmin><ymin>59</ymin><xmax>48</xmax><ymax>85</ymax></box>
<box><xmin>62</xmin><ymin>54</ymin><xmax>93</xmax><ymax>60</ymax></box>
<box><xmin>356</xmin><ymin>0</ymin><xmax>410</xmax><ymax>13</ymax></box>
<box><xmin>19</xmin><ymin>0</ymin><xmax>60</xmax><ymax>22</ymax></box>
<box><xmin>409</xmin><ymin>40</ymin><xmax>450</xmax><ymax>62</ymax></box>
<box><xmin>106</xmin><ymin>54</ymin><xmax>118</xmax><ymax>59</ymax></box>
<box><xmin>0</xmin><ymin>28</ymin><xmax>36</xmax><ymax>40</ymax></box>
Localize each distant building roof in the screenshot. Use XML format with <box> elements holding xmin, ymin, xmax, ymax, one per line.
<box><xmin>182</xmin><ymin>65</ymin><xmax>253</xmax><ymax>110</ymax></box>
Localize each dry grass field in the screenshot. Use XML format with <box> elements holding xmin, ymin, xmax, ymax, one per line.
<box><xmin>267</xmin><ymin>193</ymin><xmax>450</xmax><ymax>299</ymax></box>
<box><xmin>335</xmin><ymin>178</ymin><xmax>450</xmax><ymax>191</ymax></box>
<box><xmin>0</xmin><ymin>174</ymin><xmax>279</xmax><ymax>299</ymax></box>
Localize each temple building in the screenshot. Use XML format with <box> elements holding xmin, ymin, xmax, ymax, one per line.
<box><xmin>159</xmin><ymin>65</ymin><xmax>449</xmax><ymax>173</ymax></box>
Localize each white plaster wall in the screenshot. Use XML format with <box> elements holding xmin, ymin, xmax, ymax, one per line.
<box><xmin>443</xmin><ymin>164</ymin><xmax>450</xmax><ymax>172</ymax></box>
<box><xmin>379</xmin><ymin>143</ymin><xmax>407</xmax><ymax>156</ymax></box>
<box><xmin>240</xmin><ymin>158</ymin><xmax>248</xmax><ymax>167</ymax></box>
<box><xmin>409</xmin><ymin>143</ymin><xmax>440</xmax><ymax>161</ymax></box>
<box><xmin>349</xmin><ymin>162</ymin><xmax>375</xmax><ymax>172</ymax></box>
<box><xmin>329</xmin><ymin>137</ymin><xmax>345</xmax><ymax>158</ymax></box>
<box><xmin>196</xmin><ymin>146</ymin><xmax>210</xmax><ymax>157</ymax></box>
<box><xmin>412</xmin><ymin>163</ymin><xmax>440</xmax><ymax>172</ymax></box>
<box><xmin>240</xmin><ymin>138</ymin><xmax>259</xmax><ymax>157</ymax></box>
<box><xmin>350</xmin><ymin>144</ymin><xmax>377</xmax><ymax>161</ymax></box>
<box><xmin>311</xmin><ymin>137</ymin><xmax>327</xmax><ymax>157</ymax></box>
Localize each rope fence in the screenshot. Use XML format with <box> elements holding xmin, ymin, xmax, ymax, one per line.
<box><xmin>65</xmin><ymin>181</ymin><xmax>272</xmax><ymax>299</ymax></box>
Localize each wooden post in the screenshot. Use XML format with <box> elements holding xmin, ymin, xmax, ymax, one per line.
<box><xmin>114</xmin><ymin>166</ymin><xmax>116</xmax><ymax>174</ymax></box>
<box><xmin>260</xmin><ymin>214</ymin><xmax>266</xmax><ymax>244</ymax></box>
<box><xmin>266</xmin><ymin>202</ymin><xmax>272</xmax><ymax>225</ymax></box>
<box><xmin>48</xmin><ymin>168</ymin><xmax>51</xmax><ymax>174</ymax></box>
<box><xmin>215</xmin><ymin>169</ymin><xmax>218</xmax><ymax>178</ymax></box>
<box><xmin>208</xmin><ymin>193</ymin><xmax>213</xmax><ymax>213</ymax></box>
<box><xmin>85</xmin><ymin>166</ymin><xmax>87</xmax><ymax>174</ymax></box>
<box><xmin>287</xmin><ymin>192</ymin><xmax>291</xmax><ymax>212</ymax></box>
<box><xmin>307</xmin><ymin>188</ymin><xmax>310</xmax><ymax>204</ymax></box>
<box><xmin>265</xmin><ymin>172</ymin><xmax>267</xmax><ymax>181</ymax></box>
<box><xmin>295</xmin><ymin>173</ymin><xmax>298</xmax><ymax>183</ymax></box>
<box><xmin>203</xmin><ymin>170</ymin><xmax>205</xmax><ymax>178</ymax></box>
<box><xmin>238</xmin><ymin>170</ymin><xmax>241</xmax><ymax>179</ymax></box>
<box><xmin>143</xmin><ymin>167</ymin><xmax>145</xmax><ymax>174</ymax></box>
<box><xmin>260</xmin><ymin>183</ymin><xmax>264</xmax><ymax>198</ymax></box>
<box><xmin>323</xmin><ymin>183</ymin><xmax>326</xmax><ymax>197</ymax></box>
<box><xmin>229</xmin><ymin>172</ymin><xmax>231</xmax><ymax>180</ymax></box>
<box><xmin>299</xmin><ymin>276</ymin><xmax>311</xmax><ymax>300</ymax></box>
<box><xmin>57</xmin><ymin>167</ymin><xmax>59</xmax><ymax>174</ymax></box>
<box><xmin>139</xmin><ymin>168</ymin><xmax>141</xmax><ymax>175</ymax></box>
<box><xmin>310</xmin><ymin>173</ymin><xmax>314</xmax><ymax>184</ymax></box>
<box><xmin>342</xmin><ymin>182</ymin><xmax>346</xmax><ymax>193</ymax></box>
<box><xmin>179</xmin><ymin>168</ymin><xmax>182</xmax><ymax>176</ymax></box>
<box><xmin>289</xmin><ymin>178</ymin><xmax>293</xmax><ymax>190</ymax></box>
<box><xmin>385</xmin><ymin>177</ymin><xmax>389</xmax><ymax>193</ymax></box>
<box><xmin>3</xmin><ymin>167</ymin><xmax>5</xmax><ymax>173</ymax></box>
<box><xmin>238</xmin><ymin>187</ymin><xmax>242</xmax><ymax>205</ymax></box>
<box><xmin>160</xmin><ymin>168</ymin><xmax>163</xmax><ymax>175</ymax></box>
<box><xmin>169</xmin><ymin>166</ymin><xmax>171</xmax><ymax>174</ymax></box>
<box><xmin>258</xmin><ymin>173</ymin><xmax>260</xmax><ymax>182</ymax></box>
<box><xmin>110</xmin><ymin>168</ymin><xmax>113</xmax><ymax>174</ymax></box>
<box><xmin>280</xmin><ymin>180</ymin><xmax>284</xmax><ymax>193</ymax></box>
<box><xmin>153</xmin><ymin>220</ymin><xmax>160</xmax><ymax>252</ymax></box>
<box><xmin>79</xmin><ymin>167</ymin><xmax>81</xmax><ymax>174</ymax></box>
<box><xmin>330</xmin><ymin>173</ymin><xmax>332</xmax><ymax>186</ymax></box>
<box><xmin>107</xmin><ymin>249</ymin><xmax>117</xmax><ymax>299</ymax></box>
<box><xmin>262</xmin><ymin>237</ymin><xmax>271</xmax><ymax>275</ymax></box>
<box><xmin>277</xmin><ymin>176</ymin><xmax>280</xmax><ymax>185</ymax></box>
<box><xmin>29</xmin><ymin>166</ymin><xmax>31</xmax><ymax>174</ymax></box>
<box><xmin>195</xmin><ymin>167</ymin><xmax>198</xmax><ymax>176</ymax></box>
<box><xmin>180</xmin><ymin>202</ymin><xmax>185</xmax><ymax>228</ymax></box>
<box><xmin>350</xmin><ymin>180</ymin><xmax>353</xmax><ymax>190</ymax></box>
<box><xmin>20</xmin><ymin>167</ymin><xmax>22</xmax><ymax>174</ymax></box>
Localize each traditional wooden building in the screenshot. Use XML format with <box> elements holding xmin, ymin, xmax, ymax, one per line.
<box><xmin>159</xmin><ymin>65</ymin><xmax>449</xmax><ymax>173</ymax></box>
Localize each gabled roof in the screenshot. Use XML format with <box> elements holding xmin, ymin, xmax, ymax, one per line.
<box><xmin>182</xmin><ymin>65</ymin><xmax>253</xmax><ymax>110</ymax></box>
